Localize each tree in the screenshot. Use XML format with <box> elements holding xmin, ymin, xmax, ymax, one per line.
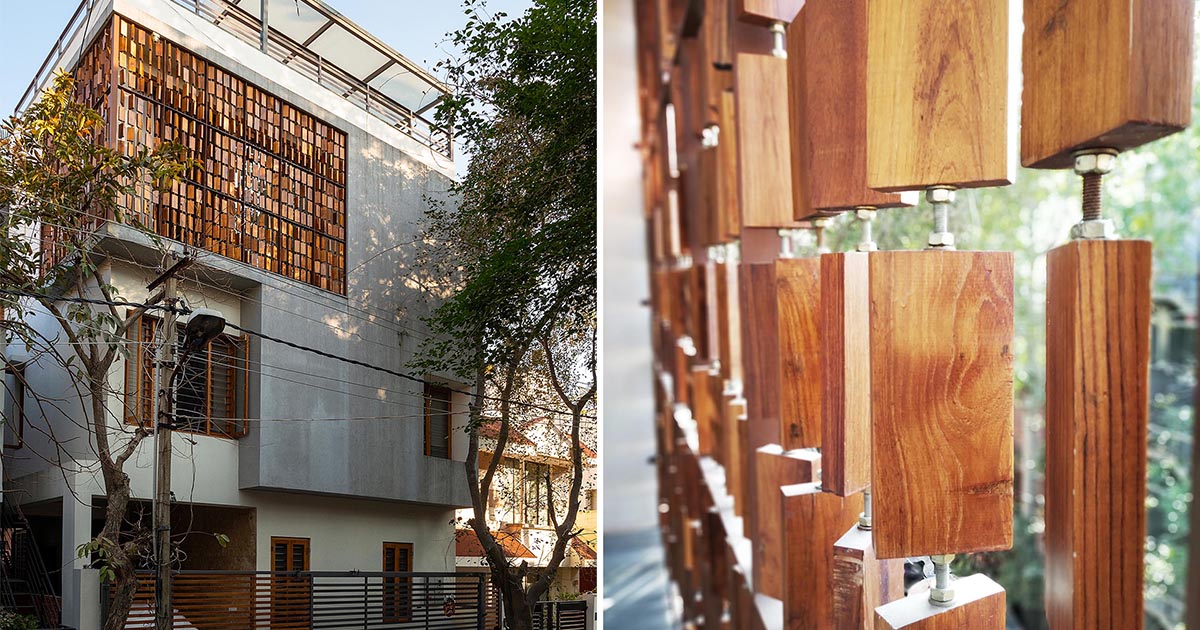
<box><xmin>0</xmin><ymin>71</ymin><xmax>190</xmax><ymax>630</ymax></box>
<box><xmin>413</xmin><ymin>0</ymin><xmax>596</xmax><ymax>627</ymax></box>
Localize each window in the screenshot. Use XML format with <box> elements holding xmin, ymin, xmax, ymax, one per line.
<box><xmin>270</xmin><ymin>537</ymin><xmax>310</xmax><ymax>626</ymax></box>
<box><xmin>424</xmin><ymin>384</ymin><xmax>452</xmax><ymax>459</ymax></box>
<box><xmin>523</xmin><ymin>462</ymin><xmax>552</xmax><ymax>528</ymax></box>
<box><xmin>125</xmin><ymin>315</ymin><xmax>249</xmax><ymax>438</ymax></box>
<box><xmin>2</xmin><ymin>363</ymin><xmax>25</xmax><ymax>449</ymax></box>
<box><xmin>382</xmin><ymin>542</ymin><xmax>413</xmax><ymax>622</ymax></box>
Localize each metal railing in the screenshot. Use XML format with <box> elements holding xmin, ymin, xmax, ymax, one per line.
<box><xmin>531</xmin><ymin>600</ymin><xmax>587</xmax><ymax>630</ymax></box>
<box><xmin>14</xmin><ymin>0</ymin><xmax>100</xmax><ymax>115</ymax></box>
<box><xmin>107</xmin><ymin>570</ymin><xmax>489</xmax><ymax>629</ymax></box>
<box><xmin>0</xmin><ymin>503</ymin><xmax>63</xmax><ymax>629</ymax></box>
<box><xmin>15</xmin><ymin>0</ymin><xmax>453</xmax><ymax>160</ymax></box>
<box><xmin>168</xmin><ymin>0</ymin><xmax>453</xmax><ymax>159</ymax></box>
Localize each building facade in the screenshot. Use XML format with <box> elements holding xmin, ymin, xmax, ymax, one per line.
<box><xmin>2</xmin><ymin>0</ymin><xmax>471</xmax><ymax>627</ymax></box>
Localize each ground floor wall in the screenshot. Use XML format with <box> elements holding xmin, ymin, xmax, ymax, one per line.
<box><xmin>12</xmin><ymin>470</ymin><xmax>456</xmax><ymax>629</ymax></box>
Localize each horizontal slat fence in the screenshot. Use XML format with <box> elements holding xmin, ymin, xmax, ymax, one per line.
<box><xmin>108</xmin><ymin>571</ymin><xmax>488</xmax><ymax>630</ymax></box>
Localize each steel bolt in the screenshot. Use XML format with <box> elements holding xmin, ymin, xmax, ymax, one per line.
<box><xmin>855</xmin><ymin>207</ymin><xmax>877</xmax><ymax>253</ymax></box>
<box><xmin>929</xmin><ymin>554</ymin><xmax>955</xmax><ymax>606</ymax></box>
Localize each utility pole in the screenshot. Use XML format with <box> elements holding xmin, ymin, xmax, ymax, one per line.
<box><xmin>153</xmin><ymin>276</ymin><xmax>178</xmax><ymax>630</ymax></box>
<box><xmin>149</xmin><ymin>257</ymin><xmax>191</xmax><ymax>630</ymax></box>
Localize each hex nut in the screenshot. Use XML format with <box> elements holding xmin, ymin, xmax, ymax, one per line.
<box><xmin>855</xmin><ymin>208</ymin><xmax>877</xmax><ymax>221</ymax></box>
<box><xmin>1073</xmin><ymin>150</ymin><xmax>1117</xmax><ymax>176</ymax></box>
<box><xmin>928</xmin><ymin>232</ymin><xmax>956</xmax><ymax>248</ymax></box>
<box><xmin>929</xmin><ymin>585</ymin><xmax>956</xmax><ymax>606</ymax></box>
<box><xmin>1070</xmin><ymin>219</ymin><xmax>1115</xmax><ymax>240</ymax></box>
<box><xmin>856</xmin><ymin>241</ymin><xmax>878</xmax><ymax>253</ymax></box>
<box><xmin>925</xmin><ymin>187</ymin><xmax>956</xmax><ymax>204</ymax></box>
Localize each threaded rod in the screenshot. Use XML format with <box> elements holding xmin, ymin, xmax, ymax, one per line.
<box><xmin>1081</xmin><ymin>171</ymin><xmax>1103</xmax><ymax>221</ymax></box>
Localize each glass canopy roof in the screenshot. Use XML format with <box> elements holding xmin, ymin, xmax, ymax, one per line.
<box><xmin>231</xmin><ymin>0</ymin><xmax>449</xmax><ymax>112</ymax></box>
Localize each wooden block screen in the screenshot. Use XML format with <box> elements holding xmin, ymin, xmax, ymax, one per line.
<box><xmin>820</xmin><ymin>252</ymin><xmax>872</xmax><ymax>497</ymax></box>
<box><xmin>75</xmin><ymin>16</ymin><xmax>348</xmax><ymax>294</ymax></box>
<box><xmin>781</xmin><ymin>482</ymin><xmax>862</xmax><ymax>630</ymax></box>
<box><xmin>869</xmin><ymin>250</ymin><xmax>1014</xmax><ymax>558</ymax></box>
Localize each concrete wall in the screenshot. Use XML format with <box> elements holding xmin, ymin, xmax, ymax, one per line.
<box><xmin>248</xmin><ymin>490</ymin><xmax>455</xmax><ymax>573</ymax></box>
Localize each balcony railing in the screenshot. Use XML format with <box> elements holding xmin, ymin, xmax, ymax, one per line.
<box><xmin>16</xmin><ymin>0</ymin><xmax>454</xmax><ymax>160</ymax></box>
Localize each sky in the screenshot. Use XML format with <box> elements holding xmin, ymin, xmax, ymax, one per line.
<box><xmin>0</xmin><ymin>0</ymin><xmax>534</xmax><ymax>171</ymax></box>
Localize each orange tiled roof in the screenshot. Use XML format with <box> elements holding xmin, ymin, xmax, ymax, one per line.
<box><xmin>456</xmin><ymin>528</ymin><xmax>536</xmax><ymax>559</ymax></box>
<box><xmin>570</xmin><ymin>537</ymin><xmax>597</xmax><ymax>560</ymax></box>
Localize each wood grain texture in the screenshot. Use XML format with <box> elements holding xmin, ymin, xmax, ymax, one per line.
<box><xmin>753</xmin><ymin>446</ymin><xmax>820</xmax><ymax>599</ymax></box>
<box><xmin>724</xmin><ymin>396</ymin><xmax>748</xmax><ymax>517</ymax></box>
<box><xmin>821</xmin><ymin>252</ymin><xmax>871</xmax><ymax>496</ymax></box>
<box><xmin>832</xmin><ymin>525</ymin><xmax>905</xmax><ymax>630</ymax></box>
<box><xmin>693</xmin><ymin>367</ymin><xmax>718</xmax><ymax>456</ymax></box>
<box><xmin>869</xmin><ymin>251</ymin><xmax>1015</xmax><ymax>558</ymax></box>
<box><xmin>1021</xmin><ymin>0</ymin><xmax>1193</xmax><ymax>169</ymax></box>
<box><xmin>736</xmin><ymin>0</ymin><xmax>805</xmax><ymax>25</ymax></box>
<box><xmin>735</xmin><ymin>53</ymin><xmax>796</xmax><ymax>226</ymax></box>
<box><xmin>777</xmin><ymin>257</ymin><xmax>823</xmax><ymax>449</ymax></box>
<box><xmin>865</xmin><ymin>0</ymin><xmax>1014</xmax><ymax>191</ymax></box>
<box><xmin>787</xmin><ymin>0</ymin><xmax>911</xmax><ymax>217</ymax></box>
<box><xmin>740</xmin><ymin>262</ymin><xmax>783</xmax><ymax>449</ymax></box>
<box><xmin>782</xmin><ymin>483</ymin><xmax>863</xmax><ymax>630</ymax></box>
<box><xmin>717</xmin><ymin>90</ymin><xmax>742</xmax><ymax>239</ymax></box>
<box><xmin>873</xmin><ymin>574</ymin><xmax>1006</xmax><ymax>629</ymax></box>
<box><xmin>1044</xmin><ymin>240</ymin><xmax>1151</xmax><ymax>630</ymax></box>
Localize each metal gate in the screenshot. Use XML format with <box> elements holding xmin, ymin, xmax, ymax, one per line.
<box><xmin>107</xmin><ymin>570</ymin><xmax>489</xmax><ymax>629</ymax></box>
<box><xmin>531</xmin><ymin>600</ymin><xmax>587</xmax><ymax>630</ymax></box>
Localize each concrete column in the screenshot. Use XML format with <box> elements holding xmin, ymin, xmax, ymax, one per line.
<box><xmin>60</xmin><ymin>486</ymin><xmax>100</xmax><ymax>630</ymax></box>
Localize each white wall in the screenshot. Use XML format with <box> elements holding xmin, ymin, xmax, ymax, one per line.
<box><xmin>247</xmin><ymin>491</ymin><xmax>457</xmax><ymax>573</ymax></box>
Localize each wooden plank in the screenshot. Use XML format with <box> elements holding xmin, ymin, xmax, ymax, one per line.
<box><xmin>782</xmin><ymin>483</ymin><xmax>863</xmax><ymax>630</ymax></box>
<box><xmin>693</xmin><ymin>366</ymin><xmax>718</xmax><ymax>456</ymax></box>
<box><xmin>724</xmin><ymin>396</ymin><xmax>748</xmax><ymax>517</ymax></box>
<box><xmin>776</xmin><ymin>257</ymin><xmax>822</xmax><ymax>449</ymax></box>
<box><xmin>865</xmin><ymin>0</ymin><xmax>1014</xmax><ymax>191</ymax></box>
<box><xmin>820</xmin><ymin>252</ymin><xmax>871</xmax><ymax>496</ymax></box>
<box><xmin>869</xmin><ymin>251</ymin><xmax>1014</xmax><ymax>558</ymax></box>
<box><xmin>1021</xmin><ymin>0</ymin><xmax>1193</xmax><ymax>169</ymax></box>
<box><xmin>753</xmin><ymin>446</ymin><xmax>819</xmax><ymax>599</ymax></box>
<box><xmin>1044</xmin><ymin>240</ymin><xmax>1151</xmax><ymax>630</ymax></box>
<box><xmin>873</xmin><ymin>574</ymin><xmax>1006</xmax><ymax>629</ymax></box>
<box><xmin>735</xmin><ymin>53</ymin><xmax>795</xmax><ymax>227</ymax></box>
<box><xmin>717</xmin><ymin>90</ymin><xmax>741</xmax><ymax>240</ymax></box>
<box><xmin>740</xmin><ymin>262</ymin><xmax>783</xmax><ymax>449</ymax></box>
<box><xmin>787</xmin><ymin>0</ymin><xmax>912</xmax><ymax>218</ymax></box>
<box><xmin>736</xmin><ymin>0</ymin><xmax>804</xmax><ymax>25</ymax></box>
<box><xmin>832</xmin><ymin>525</ymin><xmax>904</xmax><ymax>630</ymax></box>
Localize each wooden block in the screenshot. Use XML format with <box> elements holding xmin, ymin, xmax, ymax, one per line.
<box><xmin>873</xmin><ymin>574</ymin><xmax>1006</xmax><ymax>629</ymax></box>
<box><xmin>831</xmin><ymin>525</ymin><xmax>904</xmax><ymax>630</ymax></box>
<box><xmin>820</xmin><ymin>252</ymin><xmax>871</xmax><ymax>496</ymax></box>
<box><xmin>735</xmin><ymin>54</ymin><xmax>795</xmax><ymax>227</ymax></box>
<box><xmin>869</xmin><ymin>251</ymin><xmax>1014</xmax><ymax>558</ymax></box>
<box><xmin>776</xmin><ymin>257</ymin><xmax>822</xmax><ymax>449</ymax></box>
<box><xmin>1044</xmin><ymin>240</ymin><xmax>1151</xmax><ymax>630</ymax></box>
<box><xmin>724</xmin><ymin>397</ymin><xmax>748</xmax><ymax>517</ymax></box>
<box><xmin>724</xmin><ymin>257</ymin><xmax>744</xmax><ymax>384</ymax></box>
<box><xmin>1021</xmin><ymin>0</ymin><xmax>1193</xmax><ymax>169</ymax></box>
<box><xmin>736</xmin><ymin>0</ymin><xmax>804</xmax><ymax>25</ymax></box>
<box><xmin>717</xmin><ymin>90</ymin><xmax>741</xmax><ymax>240</ymax></box>
<box><xmin>693</xmin><ymin>366</ymin><xmax>718</xmax><ymax>456</ymax></box>
<box><xmin>740</xmin><ymin>262</ymin><xmax>783</xmax><ymax>449</ymax></box>
<box><xmin>865</xmin><ymin>0</ymin><xmax>1015</xmax><ymax>191</ymax></box>
<box><xmin>782</xmin><ymin>483</ymin><xmax>863</xmax><ymax>630</ymax></box>
<box><xmin>787</xmin><ymin>0</ymin><xmax>913</xmax><ymax>218</ymax></box>
<box><xmin>753</xmin><ymin>446</ymin><xmax>820</xmax><ymax>599</ymax></box>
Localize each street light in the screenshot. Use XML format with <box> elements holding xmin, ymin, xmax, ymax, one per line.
<box><xmin>181</xmin><ymin>307</ymin><xmax>227</xmax><ymax>352</ymax></box>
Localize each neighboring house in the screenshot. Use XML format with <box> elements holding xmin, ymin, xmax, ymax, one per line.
<box><xmin>2</xmin><ymin>0</ymin><xmax>472</xmax><ymax>627</ymax></box>
<box><xmin>455</xmin><ymin>416</ymin><xmax>598</xmax><ymax>600</ymax></box>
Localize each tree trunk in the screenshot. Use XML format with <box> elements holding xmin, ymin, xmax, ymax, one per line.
<box><xmin>92</xmin><ymin>378</ymin><xmax>141</xmax><ymax>630</ymax></box>
<box><xmin>498</xmin><ymin>577</ymin><xmax>534</xmax><ymax>630</ymax></box>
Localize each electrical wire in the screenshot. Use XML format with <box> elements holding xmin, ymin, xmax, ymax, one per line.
<box><xmin>4</xmin><ymin>287</ymin><xmax>596</xmax><ymax>420</ymax></box>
